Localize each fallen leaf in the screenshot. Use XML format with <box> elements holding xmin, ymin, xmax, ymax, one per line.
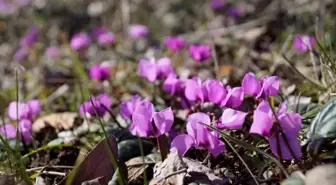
<box><xmin>126</xmin><ymin>153</ymin><xmax>160</xmax><ymax>182</ymax></box>
<box><xmin>33</xmin><ymin>112</ymin><xmax>80</xmax><ymax>132</ymax></box>
<box><xmin>59</xmin><ymin>135</ymin><xmax>120</xmax><ymax>185</ymax></box>
<box><xmin>81</xmin><ymin>177</ymin><xmax>104</xmax><ymax>185</ymax></box>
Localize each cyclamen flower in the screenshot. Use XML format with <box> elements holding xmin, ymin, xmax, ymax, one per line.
<box><xmin>242</xmin><ymin>72</ymin><xmax>279</xmax><ymax>99</ymax></box>
<box><xmin>294</xmin><ymin>35</ymin><xmax>316</xmax><ymax>53</ymax></box>
<box><xmin>189</xmin><ymin>45</ymin><xmax>212</xmax><ymax>62</ymax></box>
<box><xmin>0</xmin><ymin>119</ymin><xmax>33</xmax><ymax>142</ymax></box>
<box><xmin>70</xmin><ymin>33</ymin><xmax>92</xmax><ymax>51</ymax></box>
<box><xmin>89</xmin><ymin>64</ymin><xmax>111</xmax><ymax>82</ymax></box>
<box><xmin>120</xmin><ymin>94</ymin><xmax>144</xmax><ymax>120</ymax></box>
<box><xmin>14</xmin><ymin>47</ymin><xmax>29</xmax><ymax>62</ymax></box>
<box><xmin>98</xmin><ymin>32</ymin><xmax>116</xmax><ymax>46</ymax></box>
<box><xmin>170</xmin><ymin>113</ymin><xmax>226</xmax><ymax>157</ymax></box>
<box><xmin>165</xmin><ymin>37</ymin><xmax>186</xmax><ymax>52</ymax></box>
<box><xmin>20</xmin><ymin>26</ymin><xmax>40</xmax><ymax>48</ymax></box>
<box><xmin>250</xmin><ymin>101</ymin><xmax>302</xmax><ymax>160</ymax></box>
<box><xmin>46</xmin><ymin>46</ymin><xmax>60</xmax><ymax>59</ymax></box>
<box><xmin>220</xmin><ymin>86</ymin><xmax>244</xmax><ymax>108</ymax></box>
<box><xmin>79</xmin><ymin>94</ymin><xmax>112</xmax><ymax>117</ymax></box>
<box><xmin>217</xmin><ymin>108</ymin><xmax>247</xmax><ymax>129</ymax></box>
<box><xmin>163</xmin><ymin>74</ymin><xmax>185</xmax><ymax>96</ymax></box>
<box><xmin>185</xmin><ymin>77</ymin><xmax>227</xmax><ymax>105</ymax></box>
<box><xmin>211</xmin><ymin>0</ymin><xmax>226</xmax><ymax>10</ymax></box>
<box><xmin>128</xmin><ymin>24</ymin><xmax>149</xmax><ymax>39</ymax></box>
<box><xmin>139</xmin><ymin>57</ymin><xmax>175</xmax><ymax>82</ymax></box>
<box><xmin>93</xmin><ymin>27</ymin><xmax>108</xmax><ymax>38</ymax></box>
<box><xmin>8</xmin><ymin>100</ymin><xmax>42</xmax><ymax>120</ymax></box>
<box><xmin>130</xmin><ymin>101</ymin><xmax>174</xmax><ymax>137</ymax></box>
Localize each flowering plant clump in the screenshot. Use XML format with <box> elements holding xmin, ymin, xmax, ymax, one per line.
<box><xmin>70</xmin><ymin>33</ymin><xmax>92</xmax><ymax>51</ymax></box>
<box><xmin>127</xmin><ymin>24</ymin><xmax>149</xmax><ymax>39</ymax></box>
<box><xmin>80</xmin><ymin>94</ymin><xmax>112</xmax><ymax>117</ymax></box>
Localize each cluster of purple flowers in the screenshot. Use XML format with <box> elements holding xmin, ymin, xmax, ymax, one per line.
<box><xmin>0</xmin><ymin>100</ymin><xmax>42</xmax><ymax>142</ymax></box>
<box><xmin>210</xmin><ymin>0</ymin><xmax>244</xmax><ymax>17</ymax></box>
<box><xmin>121</xmin><ymin>66</ymin><xmax>302</xmax><ymax>160</ymax></box>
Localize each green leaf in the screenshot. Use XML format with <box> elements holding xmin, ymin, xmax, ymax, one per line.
<box><xmin>307</xmin><ymin>98</ymin><xmax>336</xmax><ymax>140</ymax></box>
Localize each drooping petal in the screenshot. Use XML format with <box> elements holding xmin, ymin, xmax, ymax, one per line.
<box><xmin>163</xmin><ymin>74</ymin><xmax>184</xmax><ymax>96</ymax></box>
<box><xmin>18</xmin><ymin>119</ymin><xmax>32</xmax><ymax>133</ymax></box>
<box><xmin>156</xmin><ymin>57</ymin><xmax>175</xmax><ymax>79</ymax></box>
<box><xmin>269</xmin><ymin>134</ymin><xmax>301</xmax><ymax>160</ymax></box>
<box><xmin>130</xmin><ymin>101</ymin><xmax>155</xmax><ymax>137</ymax></box>
<box><xmin>185</xmin><ymin>79</ymin><xmax>200</xmax><ymax>101</ymax></box>
<box><xmin>153</xmin><ymin>107</ymin><xmax>174</xmax><ymax>136</ymax></box>
<box><xmin>139</xmin><ymin>59</ymin><xmax>158</xmax><ymax>82</ymax></box>
<box><xmin>206</xmin><ymin>133</ymin><xmax>226</xmax><ymax>157</ymax></box>
<box><xmin>278</xmin><ymin>113</ymin><xmax>302</xmax><ymax>136</ymax></box>
<box><xmin>242</xmin><ymin>72</ymin><xmax>261</xmax><ymax>96</ymax></box>
<box><xmin>219</xmin><ymin>108</ymin><xmax>247</xmax><ymax>130</ymax></box>
<box><xmin>97</xmin><ymin>93</ymin><xmax>112</xmax><ymax>109</ymax></box>
<box><xmin>120</xmin><ymin>95</ymin><xmax>142</xmax><ymax>120</ymax></box>
<box><xmin>0</xmin><ymin>124</ymin><xmax>17</xmax><ymax>139</ymax></box>
<box><xmin>8</xmin><ymin>101</ymin><xmax>29</xmax><ymax>120</ymax></box>
<box><xmin>203</xmin><ymin>80</ymin><xmax>226</xmax><ymax>104</ymax></box>
<box><xmin>186</xmin><ymin>112</ymin><xmax>211</xmax><ymax>146</ymax></box>
<box><xmin>249</xmin><ymin>101</ymin><xmax>273</xmax><ymax>136</ymax></box>
<box><xmin>221</xmin><ymin>87</ymin><xmax>244</xmax><ymax>108</ymax></box>
<box><xmin>27</xmin><ymin>99</ymin><xmax>42</xmax><ymax>119</ymax></box>
<box><xmin>170</xmin><ymin>134</ymin><xmax>196</xmax><ymax>157</ymax></box>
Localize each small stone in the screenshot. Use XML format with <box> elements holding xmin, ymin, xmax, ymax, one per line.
<box><xmin>305</xmin><ymin>164</ymin><xmax>336</xmax><ymax>185</ymax></box>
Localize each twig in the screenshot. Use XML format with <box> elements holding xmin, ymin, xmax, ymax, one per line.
<box><xmin>26</xmin><ymin>165</ymin><xmax>73</xmax><ymax>172</ymax></box>
<box><xmin>127</xmin><ymin>161</ymin><xmax>159</xmax><ymax>167</ymax></box>
<box><xmin>164</xmin><ymin>168</ymin><xmax>187</xmax><ymax>180</ymax></box>
<box><xmin>39</xmin><ymin>171</ymin><xmax>66</xmax><ymax>176</ymax></box>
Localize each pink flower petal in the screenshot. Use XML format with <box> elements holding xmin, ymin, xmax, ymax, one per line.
<box><xmin>170</xmin><ymin>134</ymin><xmax>196</xmax><ymax>157</ymax></box>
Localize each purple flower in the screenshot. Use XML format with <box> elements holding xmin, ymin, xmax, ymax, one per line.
<box><xmin>139</xmin><ymin>57</ymin><xmax>175</xmax><ymax>82</ymax></box>
<box><xmin>211</xmin><ymin>0</ymin><xmax>226</xmax><ymax>10</ymax></box>
<box><xmin>89</xmin><ymin>64</ymin><xmax>111</xmax><ymax>82</ymax></box>
<box><xmin>170</xmin><ymin>113</ymin><xmax>226</xmax><ymax>157</ymax></box>
<box><xmin>93</xmin><ymin>27</ymin><xmax>108</xmax><ymax>38</ymax></box>
<box><xmin>14</xmin><ymin>47</ymin><xmax>29</xmax><ymax>62</ymax></box>
<box><xmin>79</xmin><ymin>94</ymin><xmax>112</xmax><ymax>117</ymax></box>
<box><xmin>0</xmin><ymin>2</ymin><xmax>17</xmax><ymax>15</ymax></box>
<box><xmin>130</xmin><ymin>101</ymin><xmax>174</xmax><ymax>137</ymax></box>
<box><xmin>163</xmin><ymin>74</ymin><xmax>185</xmax><ymax>96</ymax></box>
<box><xmin>189</xmin><ymin>44</ymin><xmax>212</xmax><ymax>62</ymax></box>
<box><xmin>165</xmin><ymin>37</ymin><xmax>186</xmax><ymax>52</ymax></box>
<box><xmin>120</xmin><ymin>94</ymin><xmax>144</xmax><ymax>120</ymax></box>
<box><xmin>46</xmin><ymin>46</ymin><xmax>60</xmax><ymax>59</ymax></box>
<box><xmin>128</xmin><ymin>24</ymin><xmax>149</xmax><ymax>39</ymax></box>
<box><xmin>8</xmin><ymin>100</ymin><xmax>42</xmax><ymax>120</ymax></box>
<box><xmin>0</xmin><ymin>124</ymin><xmax>17</xmax><ymax>139</ymax></box>
<box><xmin>185</xmin><ymin>77</ymin><xmax>226</xmax><ymax>105</ymax></box>
<box><xmin>227</xmin><ymin>7</ymin><xmax>243</xmax><ymax>17</ymax></box>
<box><xmin>0</xmin><ymin>119</ymin><xmax>33</xmax><ymax>142</ymax></box>
<box><xmin>218</xmin><ymin>108</ymin><xmax>247</xmax><ymax>129</ymax></box>
<box><xmin>249</xmin><ymin>100</ymin><xmax>302</xmax><ymax>160</ymax></box>
<box><xmin>19</xmin><ymin>26</ymin><xmax>40</xmax><ymax>48</ymax></box>
<box><xmin>98</xmin><ymin>32</ymin><xmax>116</xmax><ymax>46</ymax></box>
<box><xmin>242</xmin><ymin>72</ymin><xmax>279</xmax><ymax>99</ymax></box>
<box><xmin>221</xmin><ymin>86</ymin><xmax>244</xmax><ymax>108</ymax></box>
<box><xmin>70</xmin><ymin>33</ymin><xmax>92</xmax><ymax>51</ymax></box>
<box><xmin>294</xmin><ymin>35</ymin><xmax>316</xmax><ymax>53</ymax></box>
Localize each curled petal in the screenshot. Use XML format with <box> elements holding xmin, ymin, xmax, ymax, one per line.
<box><xmin>27</xmin><ymin>99</ymin><xmax>42</xmax><ymax>119</ymax></box>
<box><xmin>221</xmin><ymin>87</ymin><xmax>244</xmax><ymax>108</ymax></box>
<box><xmin>130</xmin><ymin>113</ymin><xmax>153</xmax><ymax>137</ymax></box>
<box><xmin>163</xmin><ymin>74</ymin><xmax>184</xmax><ymax>96</ymax></box>
<box><xmin>257</xmin><ymin>76</ymin><xmax>279</xmax><ymax>98</ymax></box>
<box><xmin>139</xmin><ymin>59</ymin><xmax>157</xmax><ymax>82</ymax></box>
<box><xmin>249</xmin><ymin>101</ymin><xmax>273</xmax><ymax>136</ymax></box>
<box><xmin>206</xmin><ymin>134</ymin><xmax>226</xmax><ymax>157</ymax></box>
<box><xmin>269</xmin><ymin>134</ymin><xmax>301</xmax><ymax>160</ymax></box>
<box><xmin>170</xmin><ymin>134</ymin><xmax>196</xmax><ymax>157</ymax></box>
<box><xmin>242</xmin><ymin>72</ymin><xmax>261</xmax><ymax>96</ymax></box>
<box><xmin>185</xmin><ymin>79</ymin><xmax>200</xmax><ymax>101</ymax></box>
<box><xmin>278</xmin><ymin>113</ymin><xmax>302</xmax><ymax>136</ymax></box>
<box><xmin>219</xmin><ymin>108</ymin><xmax>247</xmax><ymax>130</ymax></box>
<box><xmin>156</xmin><ymin>57</ymin><xmax>175</xmax><ymax>79</ymax></box>
<box><xmin>153</xmin><ymin>107</ymin><xmax>174</xmax><ymax>136</ymax></box>
<box><xmin>120</xmin><ymin>95</ymin><xmax>142</xmax><ymax>120</ymax></box>
<box><xmin>203</xmin><ymin>80</ymin><xmax>226</xmax><ymax>104</ymax></box>
<box><xmin>0</xmin><ymin>124</ymin><xmax>17</xmax><ymax>139</ymax></box>
<box><xmin>187</xmin><ymin>113</ymin><xmax>211</xmax><ymax>146</ymax></box>
<box><xmin>97</xmin><ymin>93</ymin><xmax>112</xmax><ymax>109</ymax></box>
<box><xmin>8</xmin><ymin>102</ymin><xmax>29</xmax><ymax>120</ymax></box>
<box><xmin>18</xmin><ymin>119</ymin><xmax>32</xmax><ymax>133</ymax></box>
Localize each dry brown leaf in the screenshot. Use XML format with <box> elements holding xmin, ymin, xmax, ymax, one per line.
<box><xmin>33</xmin><ymin>112</ymin><xmax>79</xmax><ymax>132</ymax></box>
<box><xmin>59</xmin><ymin>135</ymin><xmax>119</xmax><ymax>185</ymax></box>
<box><xmin>126</xmin><ymin>157</ymin><xmax>149</xmax><ymax>182</ymax></box>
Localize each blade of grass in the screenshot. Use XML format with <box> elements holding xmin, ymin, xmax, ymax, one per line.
<box><xmin>21</xmin><ymin>144</ymin><xmax>74</xmax><ymax>160</ymax></box>
<box><xmin>138</xmin><ymin>136</ymin><xmax>148</xmax><ymax>185</ymax></box>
